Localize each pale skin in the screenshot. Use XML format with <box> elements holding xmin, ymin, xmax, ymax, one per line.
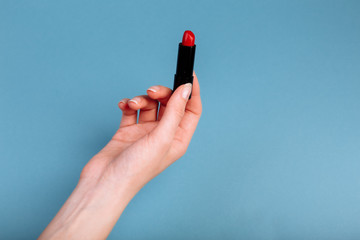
<box><xmin>39</xmin><ymin>73</ymin><xmax>202</xmax><ymax>239</ymax></box>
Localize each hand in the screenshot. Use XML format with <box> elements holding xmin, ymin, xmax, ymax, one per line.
<box><xmin>81</xmin><ymin>72</ymin><xmax>202</xmax><ymax>190</ymax></box>
<box><xmin>39</xmin><ymin>73</ymin><xmax>201</xmax><ymax>240</ymax></box>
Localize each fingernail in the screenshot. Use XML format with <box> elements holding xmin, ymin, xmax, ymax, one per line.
<box><xmin>128</xmin><ymin>98</ymin><xmax>139</xmax><ymax>105</ymax></box>
<box><xmin>182</xmin><ymin>83</ymin><xmax>192</xmax><ymax>99</ymax></box>
<box><xmin>119</xmin><ymin>99</ymin><xmax>127</xmax><ymax>104</ymax></box>
<box><xmin>147</xmin><ymin>86</ymin><xmax>160</xmax><ymax>93</ymax></box>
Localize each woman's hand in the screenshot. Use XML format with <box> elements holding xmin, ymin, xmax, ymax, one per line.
<box><xmin>82</xmin><ymin>72</ymin><xmax>202</xmax><ymax>190</ymax></box>
<box><xmin>39</xmin><ymin>73</ymin><xmax>201</xmax><ymax>240</ymax></box>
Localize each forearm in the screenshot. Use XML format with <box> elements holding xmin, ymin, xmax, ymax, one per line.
<box><xmin>39</xmin><ymin>176</ymin><xmax>139</xmax><ymax>240</ymax></box>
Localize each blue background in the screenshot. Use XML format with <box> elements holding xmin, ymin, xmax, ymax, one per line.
<box><xmin>1</xmin><ymin>0</ymin><xmax>360</xmax><ymax>239</ymax></box>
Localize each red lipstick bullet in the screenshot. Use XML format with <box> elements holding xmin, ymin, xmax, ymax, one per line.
<box><xmin>182</xmin><ymin>30</ymin><xmax>195</xmax><ymax>47</ymax></box>
<box><xmin>173</xmin><ymin>30</ymin><xmax>196</xmax><ymax>98</ymax></box>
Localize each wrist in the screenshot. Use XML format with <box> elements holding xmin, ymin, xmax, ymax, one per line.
<box><xmin>94</xmin><ymin>162</ymin><xmax>150</xmax><ymax>196</ymax></box>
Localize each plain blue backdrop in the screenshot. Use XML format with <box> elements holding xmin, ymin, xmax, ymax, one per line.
<box><xmin>1</xmin><ymin>0</ymin><xmax>360</xmax><ymax>239</ymax></box>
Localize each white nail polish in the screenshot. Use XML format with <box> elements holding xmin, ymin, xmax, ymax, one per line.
<box><xmin>128</xmin><ymin>99</ymin><xmax>138</xmax><ymax>105</ymax></box>
<box><xmin>182</xmin><ymin>83</ymin><xmax>192</xmax><ymax>99</ymax></box>
<box><xmin>147</xmin><ymin>88</ymin><xmax>157</xmax><ymax>93</ymax></box>
<box><xmin>148</xmin><ymin>86</ymin><xmax>160</xmax><ymax>93</ymax></box>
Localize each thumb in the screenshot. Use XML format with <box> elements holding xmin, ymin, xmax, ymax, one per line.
<box><xmin>152</xmin><ymin>83</ymin><xmax>192</xmax><ymax>141</ymax></box>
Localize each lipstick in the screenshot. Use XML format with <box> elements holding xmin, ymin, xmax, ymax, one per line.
<box><xmin>173</xmin><ymin>30</ymin><xmax>196</xmax><ymax>98</ymax></box>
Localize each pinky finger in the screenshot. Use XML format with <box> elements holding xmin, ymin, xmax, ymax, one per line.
<box><xmin>118</xmin><ymin>98</ymin><xmax>137</xmax><ymax>127</ymax></box>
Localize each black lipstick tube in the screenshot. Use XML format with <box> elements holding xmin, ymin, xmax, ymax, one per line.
<box><xmin>173</xmin><ymin>43</ymin><xmax>196</xmax><ymax>98</ymax></box>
